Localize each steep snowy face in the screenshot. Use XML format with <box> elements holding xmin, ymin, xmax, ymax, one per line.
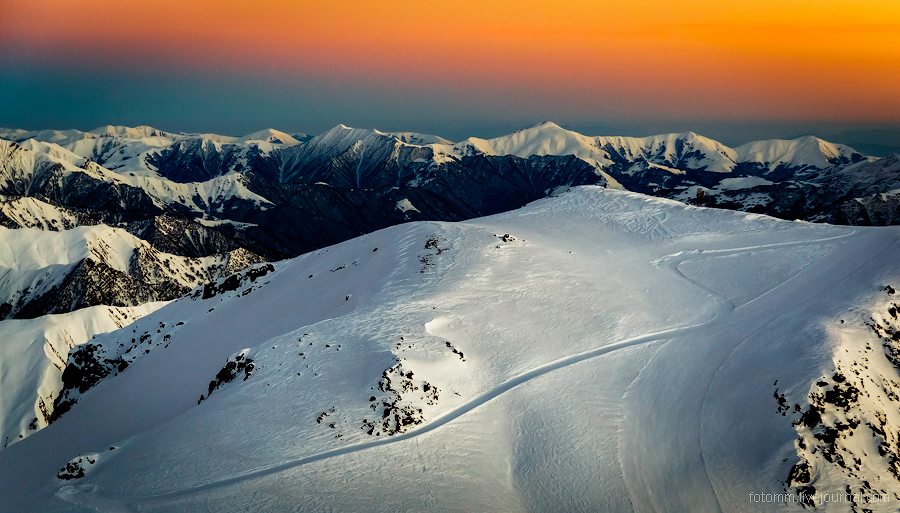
<box><xmin>269</xmin><ymin>125</ymin><xmax>415</xmax><ymax>186</ymax></box>
<box><xmin>0</xmin><ymin>197</ymin><xmax>91</xmax><ymax>231</ymax></box>
<box><xmin>596</xmin><ymin>131</ymin><xmax>739</xmax><ymax>173</ymax></box>
<box><xmin>0</xmin><ymin>303</ymin><xmax>166</xmax><ymax>450</ymax></box>
<box><xmin>0</xmin><ymin>139</ymin><xmax>42</xmax><ymax>196</ymax></box>
<box><xmin>0</xmin><ymin>224</ymin><xmax>264</xmax><ymax>321</ymax></box>
<box><xmin>3</xmin><ymin>186</ymin><xmax>899</xmax><ymax>512</ymax></box>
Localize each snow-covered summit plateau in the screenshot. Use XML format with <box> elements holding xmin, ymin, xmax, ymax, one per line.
<box><xmin>2</xmin><ymin>186</ymin><xmax>900</xmax><ymax>512</ymax></box>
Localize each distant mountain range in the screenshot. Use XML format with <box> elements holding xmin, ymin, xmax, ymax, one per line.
<box><xmin>2</xmin><ymin>122</ymin><xmax>898</xmax><ymax>262</ymax></box>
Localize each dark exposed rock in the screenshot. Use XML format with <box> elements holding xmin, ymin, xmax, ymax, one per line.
<box><xmin>51</xmin><ymin>343</ymin><xmax>127</xmax><ymax>422</ymax></box>
<box><xmin>121</xmin><ymin>214</ymin><xmax>249</xmax><ymax>258</ymax></box>
<box><xmin>199</xmin><ymin>352</ymin><xmax>255</xmax><ymax>404</ymax></box>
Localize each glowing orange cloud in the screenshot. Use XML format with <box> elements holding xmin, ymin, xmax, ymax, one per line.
<box><xmin>2</xmin><ymin>0</ymin><xmax>898</xmax><ymax>123</ymax></box>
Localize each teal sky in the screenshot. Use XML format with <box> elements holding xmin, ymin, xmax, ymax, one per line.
<box><xmin>2</xmin><ymin>64</ymin><xmax>898</xmax><ymax>156</ymax></box>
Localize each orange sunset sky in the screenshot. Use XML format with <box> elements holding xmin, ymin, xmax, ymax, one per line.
<box><xmin>1</xmin><ymin>0</ymin><xmax>898</xmax><ymax>148</ymax></box>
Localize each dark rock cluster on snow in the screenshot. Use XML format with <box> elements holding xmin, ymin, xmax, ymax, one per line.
<box><xmin>783</xmin><ymin>286</ymin><xmax>900</xmax><ymax>507</ymax></box>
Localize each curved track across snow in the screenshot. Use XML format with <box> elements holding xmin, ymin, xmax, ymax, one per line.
<box><xmin>58</xmin><ymin>232</ymin><xmax>858</xmax><ymax>511</ymax></box>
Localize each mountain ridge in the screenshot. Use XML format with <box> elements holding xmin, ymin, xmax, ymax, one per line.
<box><xmin>0</xmin><ymin>121</ymin><xmax>874</xmax><ymax>172</ymax></box>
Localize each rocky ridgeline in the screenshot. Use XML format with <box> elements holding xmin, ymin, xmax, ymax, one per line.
<box><xmin>56</xmin><ymin>447</ymin><xmax>118</xmax><ymax>481</ymax></box>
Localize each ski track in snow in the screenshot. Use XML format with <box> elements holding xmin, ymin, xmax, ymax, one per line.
<box><xmin>619</xmin><ymin>231</ymin><xmax>856</xmax><ymax>513</ymax></box>
<box><xmin>696</xmin><ymin>231</ymin><xmax>900</xmax><ymax>511</ymax></box>
<box><xmin>57</xmin><ymin>232</ymin><xmax>857</xmax><ymax>511</ymax></box>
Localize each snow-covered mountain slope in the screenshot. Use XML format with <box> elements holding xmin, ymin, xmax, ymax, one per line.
<box><xmin>0</xmin><ymin>224</ymin><xmax>263</xmax><ymax>320</ymax></box>
<box><xmin>0</xmin><ymin>219</ymin><xmax>263</xmax><ymax>449</ymax></box>
<box><xmin>1</xmin><ymin>121</ymin><xmax>895</xmax><ymax>322</ymax></box>
<box><xmin>2</xmin><ymin>122</ymin><xmax>871</xmax><ymax>181</ymax></box>
<box><xmin>2</xmin><ymin>186</ymin><xmax>899</xmax><ymax>512</ymax></box>
<box><xmin>0</xmin><ymin>194</ymin><xmax>256</xmax><ymax>262</ymax></box>
<box><xmin>0</xmin><ymin>303</ymin><xmax>166</xmax><ymax>449</ymax></box>
<box><xmin>457</xmin><ymin>123</ymin><xmax>895</xmax><ymax>225</ymax></box>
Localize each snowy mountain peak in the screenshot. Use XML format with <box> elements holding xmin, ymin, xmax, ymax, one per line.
<box><xmin>456</xmin><ymin>122</ymin><xmax>603</xmax><ymax>162</ymax></box>
<box><xmin>2</xmin><ymin>123</ymin><xmax>870</xmax><ymax>177</ymax></box>
<box><xmin>314</xmin><ymin>124</ymin><xmax>380</xmax><ymax>147</ymax></box>
<box><xmin>15</xmin><ymin>139</ymin><xmax>87</xmax><ymax>169</ymax></box>
<box><xmin>1</xmin><ymin>121</ymin><xmax>891</xmax><ymax>240</ymax></box>
<box><xmin>735</xmin><ymin>135</ymin><xmax>867</xmax><ymax>172</ymax></box>
<box><xmin>88</xmin><ymin>125</ymin><xmax>171</xmax><ymax>139</ymax></box>
<box><xmin>532</xmin><ymin>120</ymin><xmax>563</xmax><ymax>130</ymax></box>
<box><xmin>239</xmin><ymin>129</ymin><xmax>301</xmax><ymax>146</ymax></box>
<box><xmin>383</xmin><ymin>132</ymin><xmax>453</xmax><ymax>146</ymax></box>
<box><xmin>0</xmin><ymin>128</ymin><xmax>86</xmax><ymax>145</ymax></box>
